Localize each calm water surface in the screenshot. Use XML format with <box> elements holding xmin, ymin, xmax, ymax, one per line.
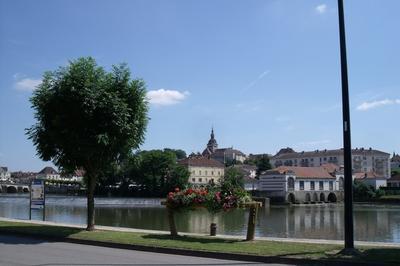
<box><xmin>1</xmin><ymin>195</ymin><xmax>399</xmax><ymax>243</ymax></box>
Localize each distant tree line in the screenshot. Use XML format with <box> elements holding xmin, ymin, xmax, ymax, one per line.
<box><xmin>96</xmin><ymin>148</ymin><xmax>190</xmax><ymax>197</ymax></box>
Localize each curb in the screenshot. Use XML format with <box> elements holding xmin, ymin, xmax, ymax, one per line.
<box><xmin>0</xmin><ymin>229</ymin><xmax>391</xmax><ymax>266</ymax></box>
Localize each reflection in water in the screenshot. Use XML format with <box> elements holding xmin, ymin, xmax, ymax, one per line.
<box><xmin>0</xmin><ymin>195</ymin><xmax>399</xmax><ymax>243</ymax></box>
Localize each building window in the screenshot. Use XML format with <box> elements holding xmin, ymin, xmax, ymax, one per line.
<box><xmin>199</xmin><ymin>170</ymin><xmax>201</xmax><ymax>175</ymax></box>
<box><xmin>211</xmin><ymin>171</ymin><xmax>214</xmax><ymax>175</ymax></box>
<box><xmin>310</xmin><ymin>181</ymin><xmax>315</xmax><ymax>190</ymax></box>
<box><xmin>288</xmin><ymin>177</ymin><xmax>295</xmax><ymax>190</ymax></box>
<box><xmin>319</xmin><ymin>181</ymin><xmax>324</xmax><ymax>190</ymax></box>
<box><xmin>300</xmin><ymin>181</ymin><xmax>304</xmax><ymax>190</ymax></box>
<box><xmin>205</xmin><ymin>171</ymin><xmax>208</xmax><ymax>176</ymax></box>
<box><xmin>199</xmin><ymin>178</ymin><xmax>202</xmax><ymax>183</ymax></box>
<box><xmin>218</xmin><ymin>171</ymin><xmax>220</xmax><ymax>176</ymax></box>
<box><xmin>339</xmin><ymin>177</ymin><xmax>344</xmax><ymax>190</ymax></box>
<box><xmin>192</xmin><ymin>178</ymin><xmax>195</xmax><ymax>182</ymax></box>
<box><xmin>329</xmin><ymin>181</ymin><xmax>333</xmax><ymax>191</ymax></box>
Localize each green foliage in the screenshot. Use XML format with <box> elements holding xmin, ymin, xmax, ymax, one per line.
<box><xmin>27</xmin><ymin>57</ymin><xmax>148</xmax><ymax>176</ymax></box>
<box><xmin>27</xmin><ymin>57</ymin><xmax>149</xmax><ymax>228</ymax></box>
<box><xmin>245</xmin><ymin>154</ymin><xmax>272</xmax><ymax>176</ymax></box>
<box><xmin>353</xmin><ymin>180</ymin><xmax>385</xmax><ymax>201</ymax></box>
<box><xmin>163</xmin><ymin>148</ymin><xmax>187</xmax><ymax>160</ymax></box>
<box><xmin>256</xmin><ymin>155</ymin><xmax>272</xmax><ymax>176</ymax></box>
<box><xmin>221</xmin><ymin>167</ymin><xmax>244</xmax><ymax>189</ymax></box>
<box><xmin>134</xmin><ymin>149</ymin><xmax>190</xmax><ymax>196</ymax></box>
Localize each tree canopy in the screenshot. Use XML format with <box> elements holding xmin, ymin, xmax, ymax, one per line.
<box><xmin>27</xmin><ymin>57</ymin><xmax>149</xmax><ymax>230</ymax></box>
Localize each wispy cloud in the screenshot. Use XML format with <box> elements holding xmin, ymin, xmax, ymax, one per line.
<box><xmin>315</xmin><ymin>4</ymin><xmax>327</xmax><ymax>14</ymax></box>
<box><xmin>356</xmin><ymin>99</ymin><xmax>400</xmax><ymax>111</ymax></box>
<box><xmin>14</xmin><ymin>76</ymin><xmax>42</xmax><ymax>92</ymax></box>
<box><xmin>297</xmin><ymin>139</ymin><xmax>331</xmax><ymax>147</ymax></box>
<box><xmin>242</xmin><ymin>69</ymin><xmax>270</xmax><ymax>92</ymax></box>
<box><xmin>147</xmin><ymin>89</ymin><xmax>189</xmax><ymax>106</ymax></box>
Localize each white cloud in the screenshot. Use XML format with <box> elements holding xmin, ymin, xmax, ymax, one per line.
<box><xmin>315</xmin><ymin>4</ymin><xmax>327</xmax><ymax>14</ymax></box>
<box><xmin>356</xmin><ymin>99</ymin><xmax>400</xmax><ymax>111</ymax></box>
<box><xmin>241</xmin><ymin>69</ymin><xmax>270</xmax><ymax>92</ymax></box>
<box><xmin>14</xmin><ymin>78</ymin><xmax>42</xmax><ymax>91</ymax></box>
<box><xmin>146</xmin><ymin>89</ymin><xmax>189</xmax><ymax>106</ymax></box>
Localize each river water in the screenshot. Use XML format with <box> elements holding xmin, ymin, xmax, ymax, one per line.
<box><xmin>1</xmin><ymin>195</ymin><xmax>399</xmax><ymax>243</ymax></box>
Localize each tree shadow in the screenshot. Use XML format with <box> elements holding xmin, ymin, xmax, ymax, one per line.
<box><xmin>142</xmin><ymin>234</ymin><xmax>240</xmax><ymax>244</ymax></box>
<box><xmin>0</xmin><ymin>224</ymin><xmax>84</xmax><ymax>245</ymax></box>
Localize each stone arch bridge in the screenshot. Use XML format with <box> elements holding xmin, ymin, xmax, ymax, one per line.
<box><xmin>0</xmin><ymin>183</ymin><xmax>30</xmax><ymax>193</ymax></box>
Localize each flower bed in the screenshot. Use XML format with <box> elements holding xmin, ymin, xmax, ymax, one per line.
<box><xmin>166</xmin><ymin>187</ymin><xmax>252</xmax><ymax>213</ymax></box>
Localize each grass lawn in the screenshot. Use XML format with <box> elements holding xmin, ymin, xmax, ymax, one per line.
<box><xmin>0</xmin><ymin>220</ymin><xmax>399</xmax><ymax>265</ymax></box>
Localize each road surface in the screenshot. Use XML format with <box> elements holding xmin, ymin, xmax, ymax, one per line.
<box><xmin>0</xmin><ymin>234</ymin><xmax>294</xmax><ymax>266</ymax></box>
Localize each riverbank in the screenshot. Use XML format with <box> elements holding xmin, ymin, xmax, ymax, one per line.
<box><xmin>0</xmin><ymin>218</ymin><xmax>399</xmax><ymax>265</ymax></box>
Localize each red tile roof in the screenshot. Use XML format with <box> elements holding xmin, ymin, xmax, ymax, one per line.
<box><xmin>354</xmin><ymin>171</ymin><xmax>386</xmax><ymax>180</ymax></box>
<box><xmin>264</xmin><ymin>166</ymin><xmax>335</xmax><ymax>179</ymax></box>
<box><xmin>178</xmin><ymin>156</ymin><xmax>225</xmax><ymax>168</ymax></box>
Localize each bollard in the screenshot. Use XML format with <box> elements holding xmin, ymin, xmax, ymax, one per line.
<box><xmin>210</xmin><ymin>223</ymin><xmax>217</xmax><ymax>236</ymax></box>
<box><xmin>167</xmin><ymin>207</ymin><xmax>178</xmax><ymax>236</ymax></box>
<box><xmin>246</xmin><ymin>204</ymin><xmax>258</xmax><ymax>241</ymax></box>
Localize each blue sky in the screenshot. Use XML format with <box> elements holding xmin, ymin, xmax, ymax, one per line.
<box><xmin>0</xmin><ymin>0</ymin><xmax>399</xmax><ymax>171</ymax></box>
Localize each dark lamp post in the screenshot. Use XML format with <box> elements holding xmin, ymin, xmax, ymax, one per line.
<box><xmin>337</xmin><ymin>0</ymin><xmax>358</xmax><ymax>255</ymax></box>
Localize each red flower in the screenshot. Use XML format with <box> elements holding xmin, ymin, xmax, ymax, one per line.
<box><xmin>175</xmin><ymin>187</ymin><xmax>180</xmax><ymax>192</ymax></box>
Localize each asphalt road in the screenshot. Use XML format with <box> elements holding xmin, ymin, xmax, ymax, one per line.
<box><xmin>0</xmin><ymin>234</ymin><xmax>294</xmax><ymax>266</ymax></box>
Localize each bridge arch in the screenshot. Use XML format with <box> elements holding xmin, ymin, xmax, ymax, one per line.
<box><xmin>287</xmin><ymin>193</ymin><xmax>296</xmax><ymax>204</ymax></box>
<box><xmin>320</xmin><ymin>193</ymin><xmax>326</xmax><ymax>202</ymax></box>
<box><xmin>328</xmin><ymin>193</ymin><xmax>337</xmax><ymax>203</ymax></box>
<box><xmin>7</xmin><ymin>186</ymin><xmax>17</xmax><ymax>193</ymax></box>
<box><xmin>305</xmin><ymin>193</ymin><xmax>311</xmax><ymax>202</ymax></box>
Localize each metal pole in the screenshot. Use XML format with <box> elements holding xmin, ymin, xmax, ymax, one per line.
<box><xmin>337</xmin><ymin>0</ymin><xmax>354</xmax><ymax>250</ymax></box>
<box><xmin>29</xmin><ymin>182</ymin><xmax>32</xmax><ymax>220</ymax></box>
<box><xmin>43</xmin><ymin>181</ymin><xmax>46</xmax><ymax>221</ymax></box>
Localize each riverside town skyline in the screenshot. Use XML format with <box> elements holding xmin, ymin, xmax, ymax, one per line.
<box><xmin>1</xmin><ymin>1</ymin><xmax>399</xmax><ymax>171</ymax></box>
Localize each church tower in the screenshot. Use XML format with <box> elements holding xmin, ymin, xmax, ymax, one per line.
<box><xmin>202</xmin><ymin>128</ymin><xmax>218</xmax><ymax>156</ymax></box>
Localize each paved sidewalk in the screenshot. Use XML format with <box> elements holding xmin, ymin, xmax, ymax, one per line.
<box><xmin>1</xmin><ymin>216</ymin><xmax>400</xmax><ymax>248</ymax></box>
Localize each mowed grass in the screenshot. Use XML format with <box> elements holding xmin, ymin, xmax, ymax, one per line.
<box><xmin>0</xmin><ymin>221</ymin><xmax>399</xmax><ymax>265</ymax></box>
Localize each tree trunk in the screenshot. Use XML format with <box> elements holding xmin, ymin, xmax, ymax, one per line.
<box><xmin>86</xmin><ymin>175</ymin><xmax>96</xmax><ymax>231</ymax></box>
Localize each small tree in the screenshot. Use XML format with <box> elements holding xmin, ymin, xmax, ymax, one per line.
<box><xmin>27</xmin><ymin>57</ymin><xmax>148</xmax><ymax>230</ymax></box>
<box><xmin>222</xmin><ymin>167</ymin><xmax>245</xmax><ymax>189</ymax></box>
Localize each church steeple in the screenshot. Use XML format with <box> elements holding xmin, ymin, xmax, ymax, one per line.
<box><xmin>205</xmin><ymin>127</ymin><xmax>218</xmax><ymax>154</ymax></box>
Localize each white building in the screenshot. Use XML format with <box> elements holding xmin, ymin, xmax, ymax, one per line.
<box><xmin>271</xmin><ymin>147</ymin><xmax>391</xmax><ymax>179</ymax></box>
<box><xmin>353</xmin><ymin>172</ymin><xmax>387</xmax><ymax>189</ymax></box>
<box><xmin>259</xmin><ymin>165</ymin><xmax>343</xmax><ymax>203</ymax></box>
<box><xmin>37</xmin><ymin>166</ymin><xmax>60</xmax><ymax>180</ymax></box>
<box><xmin>179</xmin><ymin>155</ymin><xmax>225</xmax><ymax>185</ymax></box>
<box><xmin>0</xmin><ymin>167</ymin><xmax>11</xmax><ymax>182</ymax></box>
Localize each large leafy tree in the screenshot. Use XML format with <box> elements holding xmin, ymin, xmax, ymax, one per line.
<box><xmin>134</xmin><ymin>150</ymin><xmax>190</xmax><ymax>196</ymax></box>
<box><xmin>27</xmin><ymin>57</ymin><xmax>148</xmax><ymax>230</ymax></box>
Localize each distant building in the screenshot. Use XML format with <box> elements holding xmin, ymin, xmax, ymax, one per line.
<box><xmin>11</xmin><ymin>171</ymin><xmax>37</xmax><ymax>184</ymax></box>
<box><xmin>179</xmin><ymin>155</ymin><xmax>225</xmax><ymax>185</ymax></box>
<box><xmin>202</xmin><ymin>128</ymin><xmax>247</xmax><ymax>164</ymax></box>
<box><xmin>233</xmin><ymin>164</ymin><xmax>258</xmax><ymax>191</ymax></box>
<box><xmin>387</xmin><ymin>174</ymin><xmax>400</xmax><ymax>188</ymax></box>
<box><xmin>37</xmin><ymin>166</ymin><xmax>60</xmax><ymax>180</ymax></box>
<box><xmin>0</xmin><ymin>167</ymin><xmax>11</xmax><ymax>182</ymax></box>
<box><xmin>391</xmin><ymin>153</ymin><xmax>400</xmax><ymax>170</ymax></box>
<box><xmin>259</xmin><ymin>165</ymin><xmax>343</xmax><ymax>203</ymax></box>
<box><xmin>66</xmin><ymin>169</ymin><xmax>85</xmax><ymax>182</ymax></box>
<box><xmin>353</xmin><ymin>172</ymin><xmax>387</xmax><ymax>190</ymax></box>
<box><xmin>270</xmin><ymin>147</ymin><xmax>391</xmax><ymax>179</ymax></box>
